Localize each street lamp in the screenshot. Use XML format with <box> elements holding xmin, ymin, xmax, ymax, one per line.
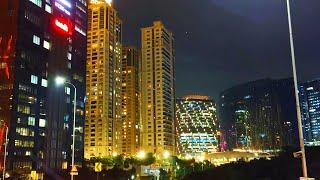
<box><xmin>137</xmin><ymin>150</ymin><xmax>146</xmax><ymax>159</ymax></box>
<box><xmin>163</xmin><ymin>151</ymin><xmax>170</xmax><ymax>159</ymax></box>
<box><xmin>112</xmin><ymin>152</ymin><xmax>118</xmax><ymax>157</ymax></box>
<box><xmin>285</xmin><ymin>0</ymin><xmax>309</xmax><ymax>178</ymax></box>
<box><xmin>55</xmin><ymin>76</ymin><xmax>77</xmax><ymax>180</ymax></box>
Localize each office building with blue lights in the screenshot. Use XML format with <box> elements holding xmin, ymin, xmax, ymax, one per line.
<box><xmin>219</xmin><ymin>78</ymin><xmax>298</xmax><ymax>151</ymax></box>
<box><xmin>300</xmin><ymin>80</ymin><xmax>320</xmax><ymax>146</ymax></box>
<box><xmin>176</xmin><ymin>95</ymin><xmax>220</xmax><ymax>155</ymax></box>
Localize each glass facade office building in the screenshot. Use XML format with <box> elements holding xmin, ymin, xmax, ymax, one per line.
<box><xmin>219</xmin><ymin>79</ymin><xmax>298</xmax><ymax>151</ymax></box>
<box><xmin>300</xmin><ymin>80</ymin><xmax>320</xmax><ymax>146</ymax></box>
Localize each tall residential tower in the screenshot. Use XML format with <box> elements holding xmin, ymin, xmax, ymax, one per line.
<box><xmin>140</xmin><ymin>21</ymin><xmax>176</xmax><ymax>155</ymax></box>
<box><xmin>121</xmin><ymin>46</ymin><xmax>141</xmax><ymax>155</ymax></box>
<box><xmin>85</xmin><ymin>0</ymin><xmax>122</xmax><ymax>159</ymax></box>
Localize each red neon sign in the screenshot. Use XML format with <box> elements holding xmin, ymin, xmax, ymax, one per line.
<box><xmin>55</xmin><ymin>19</ymin><xmax>69</xmax><ymax>32</ymax></box>
<box><xmin>53</xmin><ymin>18</ymin><xmax>72</xmax><ymax>35</ymax></box>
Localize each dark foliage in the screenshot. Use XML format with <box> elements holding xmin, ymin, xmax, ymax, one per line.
<box><xmin>183</xmin><ymin>147</ymin><xmax>320</xmax><ymax>180</ymax></box>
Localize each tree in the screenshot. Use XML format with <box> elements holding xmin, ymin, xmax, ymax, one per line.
<box><xmin>114</xmin><ymin>154</ymin><xmax>125</xmax><ymax>167</ymax></box>
<box><xmin>139</xmin><ymin>153</ymin><xmax>156</xmax><ymax>166</ymax></box>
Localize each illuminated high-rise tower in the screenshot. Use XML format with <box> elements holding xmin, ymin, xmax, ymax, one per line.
<box><xmin>140</xmin><ymin>21</ymin><xmax>176</xmax><ymax>155</ymax></box>
<box><xmin>85</xmin><ymin>0</ymin><xmax>122</xmax><ymax>159</ymax></box>
<box><xmin>0</xmin><ymin>0</ymin><xmax>87</xmax><ymax>176</ymax></box>
<box><xmin>121</xmin><ymin>46</ymin><xmax>141</xmax><ymax>155</ymax></box>
<box><xmin>300</xmin><ymin>80</ymin><xmax>320</xmax><ymax>146</ymax></box>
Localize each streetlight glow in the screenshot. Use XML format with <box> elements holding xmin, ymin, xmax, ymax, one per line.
<box><xmin>55</xmin><ymin>76</ymin><xmax>66</xmax><ymax>86</ymax></box>
<box><xmin>185</xmin><ymin>154</ymin><xmax>192</xmax><ymax>160</ymax></box>
<box><xmin>137</xmin><ymin>150</ymin><xmax>146</xmax><ymax>159</ymax></box>
<box><xmin>163</xmin><ymin>151</ymin><xmax>170</xmax><ymax>159</ymax></box>
<box><xmin>54</xmin><ymin>75</ymin><xmax>77</xmax><ymax>180</ymax></box>
<box><xmin>112</xmin><ymin>152</ymin><xmax>118</xmax><ymax>157</ymax></box>
<box><xmin>198</xmin><ymin>155</ymin><xmax>205</xmax><ymax>162</ymax></box>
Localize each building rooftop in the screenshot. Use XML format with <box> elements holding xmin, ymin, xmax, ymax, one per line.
<box><xmin>182</xmin><ymin>95</ymin><xmax>211</xmax><ymax>101</ymax></box>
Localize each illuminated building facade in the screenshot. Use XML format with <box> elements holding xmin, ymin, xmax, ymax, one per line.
<box><xmin>0</xmin><ymin>0</ymin><xmax>87</xmax><ymax>176</ymax></box>
<box><xmin>85</xmin><ymin>0</ymin><xmax>122</xmax><ymax>159</ymax></box>
<box><xmin>176</xmin><ymin>95</ymin><xmax>219</xmax><ymax>155</ymax></box>
<box><xmin>121</xmin><ymin>46</ymin><xmax>140</xmax><ymax>155</ymax></box>
<box><xmin>220</xmin><ymin>79</ymin><xmax>298</xmax><ymax>151</ymax></box>
<box><xmin>140</xmin><ymin>21</ymin><xmax>176</xmax><ymax>155</ymax></box>
<box><xmin>300</xmin><ymin>80</ymin><xmax>320</xmax><ymax>146</ymax></box>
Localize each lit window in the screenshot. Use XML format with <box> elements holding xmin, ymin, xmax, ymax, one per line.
<box><xmin>33</xmin><ymin>35</ymin><xmax>40</xmax><ymax>45</ymax></box>
<box><xmin>45</xmin><ymin>4</ymin><xmax>52</xmax><ymax>13</ymax></box>
<box><xmin>17</xmin><ymin>105</ymin><xmax>31</xmax><ymax>114</ymax></box>
<box><xmin>31</xmin><ymin>75</ymin><xmax>38</xmax><ymax>84</ymax></box>
<box><xmin>25</xmin><ymin>151</ymin><xmax>31</xmax><ymax>156</ymax></box>
<box><xmin>62</xmin><ymin>162</ymin><xmax>68</xmax><ymax>169</ymax></box>
<box><xmin>65</xmin><ymin>87</ymin><xmax>70</xmax><ymax>95</ymax></box>
<box><xmin>43</xmin><ymin>40</ymin><xmax>50</xmax><ymax>50</ymax></box>
<box><xmin>28</xmin><ymin>117</ymin><xmax>36</xmax><ymax>126</ymax></box>
<box><xmin>41</xmin><ymin>79</ymin><xmax>48</xmax><ymax>87</ymax></box>
<box><xmin>29</xmin><ymin>0</ymin><xmax>42</xmax><ymax>7</ymax></box>
<box><xmin>16</xmin><ymin>127</ymin><xmax>34</xmax><ymax>136</ymax></box>
<box><xmin>39</xmin><ymin>119</ymin><xmax>46</xmax><ymax>127</ymax></box>
<box><xmin>67</xmin><ymin>53</ymin><xmax>72</xmax><ymax>60</ymax></box>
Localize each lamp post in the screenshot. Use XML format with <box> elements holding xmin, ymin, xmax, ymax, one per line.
<box><xmin>55</xmin><ymin>76</ymin><xmax>77</xmax><ymax>180</ymax></box>
<box><xmin>224</xmin><ymin>0</ymin><xmax>309</xmax><ymax>177</ymax></box>
<box><xmin>285</xmin><ymin>0</ymin><xmax>309</xmax><ymax>178</ymax></box>
<box><xmin>2</xmin><ymin>126</ymin><xmax>8</xmax><ymax>180</ymax></box>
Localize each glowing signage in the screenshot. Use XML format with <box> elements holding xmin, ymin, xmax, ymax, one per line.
<box><xmin>55</xmin><ymin>2</ymin><xmax>71</xmax><ymax>16</ymax></box>
<box><xmin>55</xmin><ymin>19</ymin><xmax>70</xmax><ymax>33</ymax></box>
<box><xmin>57</xmin><ymin>0</ymin><xmax>72</xmax><ymax>8</ymax></box>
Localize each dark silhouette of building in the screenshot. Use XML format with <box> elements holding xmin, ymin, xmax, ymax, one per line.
<box><xmin>219</xmin><ymin>78</ymin><xmax>298</xmax><ymax>151</ymax></box>
<box><xmin>0</xmin><ymin>0</ymin><xmax>87</xmax><ymax>176</ymax></box>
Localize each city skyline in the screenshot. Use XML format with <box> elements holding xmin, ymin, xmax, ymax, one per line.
<box><xmin>0</xmin><ymin>0</ymin><xmax>320</xmax><ymax>179</ymax></box>
<box><xmin>114</xmin><ymin>0</ymin><xmax>320</xmax><ymax>99</ymax></box>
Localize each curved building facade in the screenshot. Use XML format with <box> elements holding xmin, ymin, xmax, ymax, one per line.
<box><xmin>176</xmin><ymin>95</ymin><xmax>220</xmax><ymax>155</ymax></box>
<box><xmin>219</xmin><ymin>79</ymin><xmax>298</xmax><ymax>151</ymax></box>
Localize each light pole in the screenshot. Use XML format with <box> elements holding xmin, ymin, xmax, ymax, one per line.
<box><xmin>285</xmin><ymin>0</ymin><xmax>308</xmax><ymax>178</ymax></box>
<box><xmin>2</xmin><ymin>126</ymin><xmax>8</xmax><ymax>180</ymax></box>
<box><xmin>55</xmin><ymin>76</ymin><xmax>77</xmax><ymax>180</ymax></box>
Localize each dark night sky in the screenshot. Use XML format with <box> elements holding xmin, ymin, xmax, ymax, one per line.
<box><xmin>114</xmin><ymin>0</ymin><xmax>320</xmax><ymax>100</ymax></box>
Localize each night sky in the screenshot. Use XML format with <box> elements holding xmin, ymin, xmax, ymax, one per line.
<box><xmin>114</xmin><ymin>0</ymin><xmax>320</xmax><ymax>100</ymax></box>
